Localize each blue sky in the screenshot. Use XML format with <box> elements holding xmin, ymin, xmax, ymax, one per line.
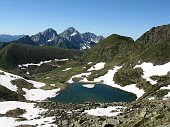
<box><xmin>0</xmin><ymin>0</ymin><xmax>170</xmax><ymax>40</ymax></box>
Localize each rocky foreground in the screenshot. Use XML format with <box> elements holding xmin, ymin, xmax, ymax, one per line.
<box><xmin>33</xmin><ymin>99</ymin><xmax>170</xmax><ymax>127</ymax></box>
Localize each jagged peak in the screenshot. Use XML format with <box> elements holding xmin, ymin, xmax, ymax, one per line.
<box><xmin>42</xmin><ymin>28</ymin><xmax>57</xmax><ymax>35</ymax></box>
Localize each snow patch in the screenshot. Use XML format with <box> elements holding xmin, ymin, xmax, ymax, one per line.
<box><xmin>88</xmin><ymin>62</ymin><xmax>92</xmax><ymax>65</ymax></box>
<box><xmin>0</xmin><ymin>70</ymin><xmax>20</xmax><ymax>92</ymax></box>
<box><xmin>67</xmin><ymin>72</ymin><xmax>91</xmax><ymax>83</ymax></box>
<box><xmin>84</xmin><ymin>106</ymin><xmax>125</xmax><ymax>117</ymax></box>
<box><xmin>134</xmin><ymin>62</ymin><xmax>170</xmax><ymax>85</ymax></box>
<box><xmin>88</xmin><ymin>62</ymin><xmax>105</xmax><ymax>71</ymax></box>
<box><xmin>55</xmin><ymin>58</ymin><xmax>69</xmax><ymax>61</ymax></box>
<box><xmin>63</xmin><ymin>68</ymin><xmax>72</xmax><ymax>71</ymax></box>
<box><xmin>82</xmin><ymin>84</ymin><xmax>95</xmax><ymax>88</ymax></box>
<box><xmin>47</xmin><ymin>39</ymin><xmax>53</xmax><ymax>42</ymax></box>
<box><xmin>0</xmin><ymin>101</ymin><xmax>57</xmax><ymax>127</ymax></box>
<box><xmin>23</xmin><ymin>88</ymin><xmax>60</xmax><ymax>101</ymax></box>
<box><xmin>0</xmin><ymin>70</ymin><xmax>61</xmax><ymax>101</ymax></box>
<box><xmin>19</xmin><ymin>60</ymin><xmax>52</xmax><ymax>67</ymax></box>
<box><xmin>148</xmin><ymin>97</ymin><xmax>155</xmax><ymax>100</ymax></box>
<box><xmin>70</xmin><ymin>32</ymin><xmax>77</xmax><ymax>36</ymax></box>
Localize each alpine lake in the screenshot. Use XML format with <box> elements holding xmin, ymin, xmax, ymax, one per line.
<box><xmin>51</xmin><ymin>83</ymin><xmax>137</xmax><ymax>104</ymax></box>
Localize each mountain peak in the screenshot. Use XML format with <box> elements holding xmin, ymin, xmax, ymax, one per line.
<box><xmin>66</xmin><ymin>27</ymin><xmax>76</xmax><ymax>31</ymax></box>
<box><xmin>64</xmin><ymin>27</ymin><xmax>79</xmax><ymax>35</ymax></box>
<box><xmin>42</xmin><ymin>28</ymin><xmax>57</xmax><ymax>35</ymax></box>
<box><xmin>31</xmin><ymin>28</ymin><xmax>58</xmax><ymax>44</ymax></box>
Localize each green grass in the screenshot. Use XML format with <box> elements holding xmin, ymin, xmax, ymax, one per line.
<box><xmin>0</xmin><ymin>43</ymin><xmax>83</xmax><ymax>68</ymax></box>
<box><xmin>80</xmin><ymin>34</ymin><xmax>136</xmax><ymax>63</ymax></box>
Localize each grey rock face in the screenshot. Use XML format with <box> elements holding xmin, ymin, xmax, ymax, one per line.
<box><xmin>31</xmin><ymin>28</ymin><xmax>58</xmax><ymax>45</ymax></box>
<box><xmin>4</xmin><ymin>27</ymin><xmax>104</xmax><ymax>49</ymax></box>
<box><xmin>59</xmin><ymin>27</ymin><xmax>105</xmax><ymax>49</ymax></box>
<box><xmin>82</xmin><ymin>32</ymin><xmax>104</xmax><ymax>43</ymax></box>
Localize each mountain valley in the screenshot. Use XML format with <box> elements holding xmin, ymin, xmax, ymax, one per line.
<box><xmin>0</xmin><ymin>24</ymin><xmax>170</xmax><ymax>127</ymax></box>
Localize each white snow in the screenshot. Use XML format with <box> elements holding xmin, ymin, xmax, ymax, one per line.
<box><xmin>148</xmin><ymin>97</ymin><xmax>155</xmax><ymax>100</ymax></box>
<box><xmin>23</xmin><ymin>88</ymin><xmax>60</xmax><ymax>101</ymax></box>
<box><xmin>70</xmin><ymin>32</ymin><xmax>77</xmax><ymax>36</ymax></box>
<box><xmin>63</xmin><ymin>68</ymin><xmax>72</xmax><ymax>71</ymax></box>
<box><xmin>82</xmin><ymin>84</ymin><xmax>95</xmax><ymax>88</ymax></box>
<box><xmin>0</xmin><ymin>101</ymin><xmax>57</xmax><ymax>127</ymax></box>
<box><xmin>135</xmin><ymin>62</ymin><xmax>170</xmax><ymax>85</ymax></box>
<box><xmin>47</xmin><ymin>39</ymin><xmax>53</xmax><ymax>42</ymax></box>
<box><xmin>88</xmin><ymin>62</ymin><xmax>92</xmax><ymax>65</ymax></box>
<box><xmin>67</xmin><ymin>72</ymin><xmax>91</xmax><ymax>83</ymax></box>
<box><xmin>94</xmin><ymin>66</ymin><xmax>122</xmax><ymax>84</ymax></box>
<box><xmin>91</xmin><ymin>38</ymin><xmax>99</xmax><ymax>43</ymax></box>
<box><xmin>0</xmin><ymin>70</ymin><xmax>61</xmax><ymax>101</ymax></box>
<box><xmin>84</xmin><ymin>106</ymin><xmax>125</xmax><ymax>117</ymax></box>
<box><xmin>19</xmin><ymin>60</ymin><xmax>52</xmax><ymax>67</ymax></box>
<box><xmin>50</xmin><ymin>84</ymin><xmax>56</xmax><ymax>87</ymax></box>
<box><xmin>26</xmin><ymin>80</ymin><xmax>46</xmax><ymax>88</ymax></box>
<box><xmin>80</xmin><ymin>43</ymin><xmax>91</xmax><ymax>50</ymax></box>
<box><xmin>88</xmin><ymin>62</ymin><xmax>105</xmax><ymax>71</ymax></box>
<box><xmin>0</xmin><ymin>70</ymin><xmax>20</xmax><ymax>91</ymax></box>
<box><xmin>55</xmin><ymin>58</ymin><xmax>69</xmax><ymax>61</ymax></box>
<box><xmin>81</xmin><ymin>45</ymin><xmax>87</xmax><ymax>50</ymax></box>
<box><xmin>161</xmin><ymin>85</ymin><xmax>170</xmax><ymax>99</ymax></box>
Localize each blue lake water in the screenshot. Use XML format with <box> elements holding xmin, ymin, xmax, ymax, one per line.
<box><xmin>51</xmin><ymin>83</ymin><xmax>137</xmax><ymax>104</ymax></box>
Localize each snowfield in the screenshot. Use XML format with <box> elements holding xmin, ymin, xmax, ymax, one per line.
<box><xmin>23</xmin><ymin>88</ymin><xmax>60</xmax><ymax>101</ymax></box>
<box><xmin>84</xmin><ymin>106</ymin><xmax>126</xmax><ymax>117</ymax></box>
<box><xmin>0</xmin><ymin>70</ymin><xmax>60</xmax><ymax>101</ymax></box>
<box><xmin>0</xmin><ymin>101</ymin><xmax>57</xmax><ymax>127</ymax></box>
<box><xmin>135</xmin><ymin>62</ymin><xmax>170</xmax><ymax>85</ymax></box>
<box><xmin>0</xmin><ymin>70</ymin><xmax>18</xmax><ymax>91</ymax></box>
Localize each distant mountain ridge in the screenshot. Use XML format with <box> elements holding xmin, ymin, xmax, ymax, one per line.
<box><xmin>4</xmin><ymin>27</ymin><xmax>104</xmax><ymax>50</ymax></box>
<box><xmin>0</xmin><ymin>34</ymin><xmax>25</xmax><ymax>42</ymax></box>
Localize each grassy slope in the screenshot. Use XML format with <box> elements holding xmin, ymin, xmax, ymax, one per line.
<box><xmin>80</xmin><ymin>34</ymin><xmax>137</xmax><ymax>64</ymax></box>
<box><xmin>0</xmin><ymin>43</ymin><xmax>83</xmax><ymax>68</ymax></box>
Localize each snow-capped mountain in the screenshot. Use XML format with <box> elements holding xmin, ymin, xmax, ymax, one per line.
<box><xmin>1</xmin><ymin>27</ymin><xmax>104</xmax><ymax>50</ymax></box>
<box><xmin>59</xmin><ymin>27</ymin><xmax>105</xmax><ymax>49</ymax></box>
